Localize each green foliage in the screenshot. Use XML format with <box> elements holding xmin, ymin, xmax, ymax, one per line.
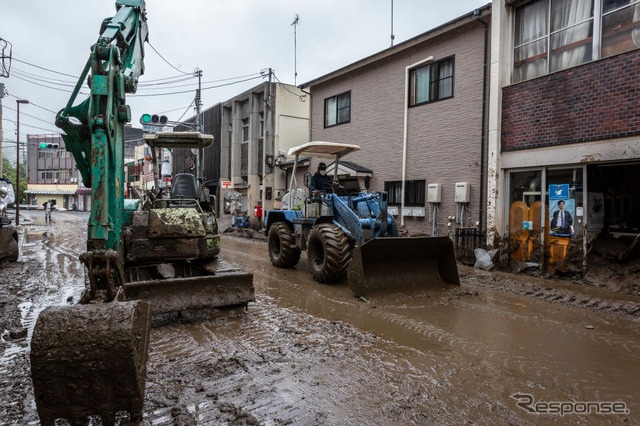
<box><xmin>2</xmin><ymin>156</ymin><xmax>27</xmax><ymax>204</ymax></box>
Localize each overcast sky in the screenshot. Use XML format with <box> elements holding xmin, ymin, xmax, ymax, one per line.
<box><xmin>1</xmin><ymin>0</ymin><xmax>490</xmax><ymax>162</ymax></box>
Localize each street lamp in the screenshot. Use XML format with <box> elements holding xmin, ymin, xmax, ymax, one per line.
<box><xmin>15</xmin><ymin>99</ymin><xmax>28</xmax><ymax>226</ymax></box>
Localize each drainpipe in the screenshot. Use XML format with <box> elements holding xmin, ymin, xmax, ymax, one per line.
<box><xmin>402</xmin><ymin>55</ymin><xmax>434</xmax><ymax>226</ymax></box>
<box><xmin>475</xmin><ymin>9</ymin><xmax>488</xmax><ymax>232</ymax></box>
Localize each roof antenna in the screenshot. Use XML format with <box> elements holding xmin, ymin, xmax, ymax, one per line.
<box><xmin>390</xmin><ymin>0</ymin><xmax>395</xmax><ymax>47</ymax></box>
<box><xmin>291</xmin><ymin>14</ymin><xmax>300</xmax><ymax>85</ymax></box>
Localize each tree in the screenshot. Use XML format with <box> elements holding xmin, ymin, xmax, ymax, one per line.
<box><xmin>2</xmin><ymin>156</ymin><xmax>27</xmax><ymax>205</ymax></box>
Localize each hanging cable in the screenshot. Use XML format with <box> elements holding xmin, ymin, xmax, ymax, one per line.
<box><xmin>5</xmin><ymin>93</ymin><xmax>58</xmax><ymax>114</ymax></box>
<box><xmin>147</xmin><ymin>42</ymin><xmax>191</xmax><ymax>75</ymax></box>
<box><xmin>2</xmin><ymin>116</ymin><xmax>60</xmax><ymax>133</ymax></box>
<box><xmin>11</xmin><ymin>67</ymin><xmax>78</xmax><ymax>86</ymax></box>
<box><xmin>174</xmin><ymin>100</ymin><xmax>195</xmax><ymax>124</ymax></box>
<box><xmin>2</xmin><ymin>104</ymin><xmax>57</xmax><ymax>125</ymax></box>
<box><xmin>130</xmin><ymin>74</ymin><xmax>264</xmax><ymax>97</ymax></box>
<box><xmin>11</xmin><ymin>57</ymin><xmax>79</xmax><ymax>79</ymax></box>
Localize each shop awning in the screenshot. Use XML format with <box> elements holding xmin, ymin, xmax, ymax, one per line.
<box><xmin>24</xmin><ymin>190</ymin><xmax>76</xmax><ymax>195</ymax></box>
<box><xmin>76</xmin><ymin>187</ymin><xmax>91</xmax><ymax>196</ymax></box>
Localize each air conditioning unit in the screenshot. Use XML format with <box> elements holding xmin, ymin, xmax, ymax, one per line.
<box><xmin>52</xmin><ymin>179</ymin><xmax>58</xmax><ymax>183</ymax></box>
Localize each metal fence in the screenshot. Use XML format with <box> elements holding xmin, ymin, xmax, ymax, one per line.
<box><xmin>454</xmin><ymin>228</ymin><xmax>486</xmax><ymax>264</ymax></box>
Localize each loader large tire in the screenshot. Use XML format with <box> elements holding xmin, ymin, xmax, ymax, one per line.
<box><xmin>7</xmin><ymin>237</ymin><xmax>18</xmax><ymax>262</ymax></box>
<box><xmin>307</xmin><ymin>223</ymin><xmax>352</xmax><ymax>283</ymax></box>
<box><xmin>268</xmin><ymin>222</ymin><xmax>300</xmax><ymax>268</ymax></box>
<box><xmin>396</xmin><ymin>224</ymin><xmax>410</xmax><ymax>238</ymax></box>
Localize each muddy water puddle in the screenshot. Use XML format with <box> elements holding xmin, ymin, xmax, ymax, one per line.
<box><xmin>184</xmin><ymin>236</ymin><xmax>640</xmax><ymax>424</ymax></box>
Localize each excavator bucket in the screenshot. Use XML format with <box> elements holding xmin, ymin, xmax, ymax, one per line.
<box><xmin>30</xmin><ymin>301</ymin><xmax>151</xmax><ymax>425</ymax></box>
<box><xmin>347</xmin><ymin>236</ymin><xmax>459</xmax><ymax>297</ymax></box>
<box><xmin>124</xmin><ymin>258</ymin><xmax>255</xmax><ymax>315</ymax></box>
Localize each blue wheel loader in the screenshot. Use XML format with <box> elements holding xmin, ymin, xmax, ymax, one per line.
<box><xmin>265</xmin><ymin>142</ymin><xmax>459</xmax><ymax>297</ymax></box>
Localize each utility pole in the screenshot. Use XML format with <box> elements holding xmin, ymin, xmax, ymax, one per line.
<box><xmin>291</xmin><ymin>14</ymin><xmax>300</xmax><ymax>86</ymax></box>
<box><xmin>194</xmin><ymin>68</ymin><xmax>203</xmax><ymax>179</ymax></box>
<box><xmin>15</xmin><ymin>99</ymin><xmax>28</xmax><ymax>226</ymax></box>
<box><xmin>390</xmin><ymin>0</ymin><xmax>395</xmax><ymax>47</ymax></box>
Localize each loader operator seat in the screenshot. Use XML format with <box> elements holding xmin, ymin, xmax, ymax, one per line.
<box><xmin>171</xmin><ymin>173</ymin><xmax>198</xmax><ymax>206</ymax></box>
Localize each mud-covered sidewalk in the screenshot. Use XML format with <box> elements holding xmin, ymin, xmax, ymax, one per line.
<box><xmin>1</xmin><ymin>215</ymin><xmax>639</xmax><ymax>424</ymax></box>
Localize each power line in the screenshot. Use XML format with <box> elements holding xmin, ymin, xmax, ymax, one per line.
<box><xmin>272</xmin><ymin>71</ymin><xmax>307</xmax><ymax>101</ymax></box>
<box><xmin>156</xmin><ymin>104</ymin><xmax>193</xmax><ymax>115</ymax></box>
<box><xmin>130</xmin><ymin>75</ymin><xmax>264</xmax><ymax>98</ymax></box>
<box><xmin>5</xmin><ymin>93</ymin><xmax>58</xmax><ymax>115</ymax></box>
<box><xmin>11</xmin><ymin>57</ymin><xmax>79</xmax><ymax>79</ymax></box>
<box><xmin>3</xmin><ymin>104</ymin><xmax>57</xmax><ymax>126</ymax></box>
<box><xmin>11</xmin><ymin>67</ymin><xmax>78</xmax><ymax>86</ymax></box>
<box><xmin>2</xmin><ymin>116</ymin><xmax>60</xmax><ymax>133</ymax></box>
<box><xmin>14</xmin><ymin>54</ymin><xmax>199</xmax><ymax>88</ymax></box>
<box><xmin>136</xmin><ymin>72</ymin><xmax>262</xmax><ymax>90</ymax></box>
<box><xmin>10</xmin><ymin>73</ymin><xmax>86</xmax><ymax>94</ymax></box>
<box><xmin>137</xmin><ymin>75</ymin><xmax>195</xmax><ymax>88</ymax></box>
<box><xmin>147</xmin><ymin>42</ymin><xmax>191</xmax><ymax>75</ymax></box>
<box><xmin>175</xmin><ymin>100</ymin><xmax>195</xmax><ymax>124</ymax></box>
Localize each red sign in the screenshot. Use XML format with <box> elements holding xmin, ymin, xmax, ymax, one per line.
<box><xmin>221</xmin><ymin>180</ymin><xmax>232</xmax><ymax>189</ymax></box>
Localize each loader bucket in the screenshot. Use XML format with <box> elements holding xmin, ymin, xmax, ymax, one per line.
<box><xmin>124</xmin><ymin>258</ymin><xmax>255</xmax><ymax>315</ymax></box>
<box><xmin>30</xmin><ymin>301</ymin><xmax>151</xmax><ymax>425</ymax></box>
<box><xmin>347</xmin><ymin>236</ymin><xmax>459</xmax><ymax>297</ymax></box>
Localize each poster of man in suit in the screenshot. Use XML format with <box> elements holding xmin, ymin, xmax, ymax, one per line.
<box><xmin>549</xmin><ymin>199</ymin><xmax>575</xmax><ymax>236</ymax></box>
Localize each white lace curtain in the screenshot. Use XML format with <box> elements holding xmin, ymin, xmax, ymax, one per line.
<box><xmin>550</xmin><ymin>0</ymin><xmax>594</xmax><ymax>72</ymax></box>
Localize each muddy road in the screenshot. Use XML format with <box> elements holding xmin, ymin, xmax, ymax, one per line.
<box><xmin>1</xmin><ymin>213</ymin><xmax>639</xmax><ymax>424</ymax></box>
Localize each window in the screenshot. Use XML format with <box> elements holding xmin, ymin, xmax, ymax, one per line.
<box><xmin>385</xmin><ymin>181</ymin><xmax>403</xmax><ymax>205</ymax></box>
<box><xmin>409</xmin><ymin>57</ymin><xmax>454</xmax><ymax>106</ymax></box>
<box><xmin>259</xmin><ymin>112</ymin><xmax>264</xmax><ymax>137</ymax></box>
<box><xmin>602</xmin><ymin>0</ymin><xmax>640</xmax><ymax>57</ymax></box>
<box><xmin>241</xmin><ymin>118</ymin><xmax>249</xmax><ymax>142</ymax></box>
<box><xmin>324</xmin><ymin>91</ymin><xmax>350</xmax><ymax>127</ymax></box>
<box><xmin>513</xmin><ymin>0</ymin><xmax>640</xmax><ymax>83</ymax></box>
<box><xmin>384</xmin><ymin>180</ymin><xmax>426</xmax><ymax>206</ymax></box>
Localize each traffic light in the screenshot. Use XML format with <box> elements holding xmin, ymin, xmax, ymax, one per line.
<box><xmin>139</xmin><ymin>113</ymin><xmax>168</xmax><ymax>126</ymax></box>
<box><xmin>39</xmin><ymin>142</ymin><xmax>59</xmax><ymax>150</ymax></box>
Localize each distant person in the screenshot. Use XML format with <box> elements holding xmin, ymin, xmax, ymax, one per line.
<box><xmin>550</xmin><ymin>200</ymin><xmax>573</xmax><ymax>235</ymax></box>
<box><xmin>43</xmin><ymin>199</ymin><xmax>53</xmax><ymax>224</ymax></box>
<box><xmin>310</xmin><ymin>162</ymin><xmax>333</xmax><ymax>192</ymax></box>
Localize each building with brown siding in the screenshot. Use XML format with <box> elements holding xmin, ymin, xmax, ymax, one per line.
<box><xmin>302</xmin><ymin>5</ymin><xmax>492</xmax><ymax>239</ymax></box>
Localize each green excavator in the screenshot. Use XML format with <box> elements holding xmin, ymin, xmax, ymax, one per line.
<box><xmin>29</xmin><ymin>2</ymin><xmax>254</xmax><ymax>424</ymax></box>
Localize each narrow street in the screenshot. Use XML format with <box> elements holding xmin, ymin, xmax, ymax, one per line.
<box><xmin>1</xmin><ymin>214</ymin><xmax>639</xmax><ymax>424</ymax></box>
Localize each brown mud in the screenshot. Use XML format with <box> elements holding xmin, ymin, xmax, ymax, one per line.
<box><xmin>0</xmin><ymin>212</ymin><xmax>639</xmax><ymax>424</ymax></box>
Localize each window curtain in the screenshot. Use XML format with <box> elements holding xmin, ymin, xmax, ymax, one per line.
<box><xmin>326</xmin><ymin>97</ymin><xmax>336</xmax><ymax>126</ymax></box>
<box><xmin>514</xmin><ymin>0</ymin><xmax>549</xmax><ymax>81</ymax></box>
<box><xmin>438</xmin><ymin>60</ymin><xmax>453</xmax><ymax>98</ymax></box>
<box><xmin>415</xmin><ymin>67</ymin><xmax>429</xmax><ymax>104</ymax></box>
<box><xmin>550</xmin><ymin>0</ymin><xmax>594</xmax><ymax>72</ymax></box>
<box><xmin>337</xmin><ymin>94</ymin><xmax>350</xmax><ymax>123</ymax></box>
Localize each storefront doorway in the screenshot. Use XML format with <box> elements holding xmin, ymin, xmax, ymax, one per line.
<box><xmin>585</xmin><ymin>162</ymin><xmax>640</xmax><ymax>280</ymax></box>
<box><xmin>506</xmin><ymin>166</ymin><xmax>587</xmax><ymax>273</ymax></box>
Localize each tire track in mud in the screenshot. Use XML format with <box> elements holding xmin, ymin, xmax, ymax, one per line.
<box><xmin>144</xmin><ymin>297</ymin><xmax>532</xmax><ymax>425</ymax></box>
<box><xmin>215</xmin><ymin>236</ymin><xmax>640</xmax><ymax>424</ymax></box>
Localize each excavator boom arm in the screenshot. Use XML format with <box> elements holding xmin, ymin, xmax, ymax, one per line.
<box><xmin>55</xmin><ymin>1</ymin><xmax>147</xmax><ymax>273</ymax></box>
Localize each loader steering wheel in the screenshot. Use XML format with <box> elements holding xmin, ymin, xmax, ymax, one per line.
<box><xmin>322</xmin><ymin>180</ymin><xmax>340</xmax><ymax>194</ymax></box>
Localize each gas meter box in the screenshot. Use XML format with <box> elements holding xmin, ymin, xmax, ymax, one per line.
<box><xmin>427</xmin><ymin>183</ymin><xmax>441</xmax><ymax>203</ymax></box>
<box><xmin>455</xmin><ymin>182</ymin><xmax>471</xmax><ymax>203</ymax></box>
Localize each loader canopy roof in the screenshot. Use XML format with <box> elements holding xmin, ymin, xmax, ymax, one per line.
<box><xmin>143</xmin><ymin>132</ymin><xmax>214</xmax><ymax>149</ymax></box>
<box><xmin>287</xmin><ymin>141</ymin><xmax>360</xmax><ymax>159</ymax></box>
